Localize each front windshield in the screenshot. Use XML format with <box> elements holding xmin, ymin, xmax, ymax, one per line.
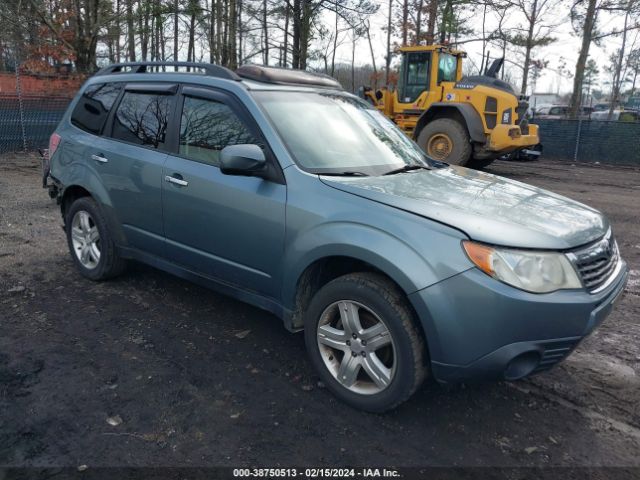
<box><xmin>255</xmin><ymin>91</ymin><xmax>433</xmax><ymax>175</ymax></box>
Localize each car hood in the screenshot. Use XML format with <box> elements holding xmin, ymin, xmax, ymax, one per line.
<box><xmin>320</xmin><ymin>166</ymin><xmax>608</xmax><ymax>250</ymax></box>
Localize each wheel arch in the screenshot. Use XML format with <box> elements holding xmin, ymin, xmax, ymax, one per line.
<box><xmin>413</xmin><ymin>103</ymin><xmax>486</xmax><ymax>144</ymax></box>
<box><xmin>284</xmin><ymin>246</ymin><xmax>431</xmax><ymax>332</ymax></box>
<box><xmin>58</xmin><ymin>175</ymin><xmax>126</xmax><ymax>245</ymax></box>
<box><xmin>60</xmin><ymin>185</ymin><xmax>92</xmax><ymax>218</ymax></box>
<box><xmin>288</xmin><ymin>254</ymin><xmax>433</xmax><ymax>373</ymax></box>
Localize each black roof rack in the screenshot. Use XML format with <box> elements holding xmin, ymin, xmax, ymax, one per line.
<box><xmin>236</xmin><ymin>65</ymin><xmax>342</xmax><ymax>89</ymax></box>
<box><xmin>94</xmin><ymin>62</ymin><xmax>241</xmax><ymax>81</ymax></box>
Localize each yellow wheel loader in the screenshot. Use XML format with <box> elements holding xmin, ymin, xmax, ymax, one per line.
<box><xmin>362</xmin><ymin>45</ymin><xmax>540</xmax><ymax>168</ymax></box>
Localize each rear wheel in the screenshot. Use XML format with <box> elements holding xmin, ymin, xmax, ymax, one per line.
<box><xmin>304</xmin><ymin>272</ymin><xmax>427</xmax><ymax>412</ymax></box>
<box><xmin>417</xmin><ymin>118</ymin><xmax>472</xmax><ymax>166</ymax></box>
<box><xmin>65</xmin><ymin>197</ymin><xmax>126</xmax><ymax>281</ymax></box>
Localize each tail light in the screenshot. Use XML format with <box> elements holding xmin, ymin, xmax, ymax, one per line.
<box><xmin>48</xmin><ymin>133</ymin><xmax>62</xmax><ymax>158</ymax></box>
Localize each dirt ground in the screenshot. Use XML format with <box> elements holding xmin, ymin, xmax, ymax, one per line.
<box><xmin>0</xmin><ymin>154</ymin><xmax>639</xmax><ymax>471</ymax></box>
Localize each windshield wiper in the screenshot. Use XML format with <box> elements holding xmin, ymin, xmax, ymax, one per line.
<box><xmin>320</xmin><ymin>171</ymin><xmax>369</xmax><ymax>177</ymax></box>
<box><xmin>383</xmin><ymin>164</ymin><xmax>430</xmax><ymax>175</ymax></box>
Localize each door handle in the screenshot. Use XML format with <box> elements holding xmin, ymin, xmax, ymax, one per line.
<box><xmin>91</xmin><ymin>154</ymin><xmax>108</xmax><ymax>163</ymax></box>
<box><xmin>164</xmin><ymin>175</ymin><xmax>189</xmax><ymax>187</ymax></box>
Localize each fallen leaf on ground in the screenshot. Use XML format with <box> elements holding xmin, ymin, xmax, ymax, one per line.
<box><xmin>106</xmin><ymin>415</ymin><xmax>123</xmax><ymax>427</ymax></box>
<box><xmin>235</xmin><ymin>330</ymin><xmax>251</xmax><ymax>339</ymax></box>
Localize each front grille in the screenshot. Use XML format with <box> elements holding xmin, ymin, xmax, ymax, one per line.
<box><xmin>568</xmin><ymin>230</ymin><xmax>620</xmax><ymax>292</ymax></box>
<box><xmin>532</xmin><ymin>339</ymin><xmax>578</xmax><ymax>374</ymax></box>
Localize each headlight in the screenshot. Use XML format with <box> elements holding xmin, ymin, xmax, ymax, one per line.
<box><xmin>462</xmin><ymin>241</ymin><xmax>582</xmax><ymax>293</ymax></box>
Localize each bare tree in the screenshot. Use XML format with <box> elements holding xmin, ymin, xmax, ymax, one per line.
<box><xmin>507</xmin><ymin>0</ymin><xmax>561</xmax><ymax>94</ymax></box>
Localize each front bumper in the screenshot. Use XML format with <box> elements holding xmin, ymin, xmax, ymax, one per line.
<box><xmin>488</xmin><ymin>123</ymin><xmax>539</xmax><ymax>151</ymax></box>
<box><xmin>408</xmin><ymin>261</ymin><xmax>628</xmax><ymax>383</ymax></box>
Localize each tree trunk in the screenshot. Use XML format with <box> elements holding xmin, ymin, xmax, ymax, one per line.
<box><xmin>520</xmin><ymin>0</ymin><xmax>538</xmax><ymax>95</ymax></box>
<box><xmin>608</xmin><ymin>3</ymin><xmax>631</xmax><ymax>119</ymax></box>
<box><xmin>366</xmin><ymin>22</ymin><xmax>377</xmax><ymax>87</ymax></box>
<box><xmin>173</xmin><ymin>0</ymin><xmax>179</xmax><ymax>63</ymax></box>
<box><xmin>228</xmin><ymin>0</ymin><xmax>237</xmax><ymax>69</ymax></box>
<box><xmin>416</xmin><ymin>0</ymin><xmax>423</xmax><ymax>43</ymax></box>
<box><xmin>402</xmin><ymin>0</ymin><xmax>408</xmax><ymax>45</ymax></box>
<box><xmin>216</xmin><ymin>0</ymin><xmax>223</xmax><ymax>63</ymax></box>
<box><xmin>238</xmin><ymin>0</ymin><xmax>243</xmax><ymax>63</ymax></box>
<box><xmin>568</xmin><ymin>0</ymin><xmax>597</xmax><ymax>118</ymax></box>
<box><xmin>386</xmin><ymin>0</ymin><xmax>392</xmax><ymax>84</ymax></box>
<box><xmin>299</xmin><ymin>0</ymin><xmax>311</xmax><ymax>69</ymax></box>
<box><xmin>330</xmin><ymin>10</ymin><xmax>338</xmax><ymax>76</ymax></box>
<box><xmin>262</xmin><ymin>0</ymin><xmax>269</xmax><ymax>65</ymax></box>
<box><xmin>439</xmin><ymin>0</ymin><xmax>452</xmax><ymax>44</ymax></box>
<box><xmin>188</xmin><ymin>7</ymin><xmax>195</xmax><ymax>62</ymax></box>
<box><xmin>480</xmin><ymin>2</ymin><xmax>487</xmax><ymax>74</ymax></box>
<box><xmin>291</xmin><ymin>0</ymin><xmax>301</xmax><ymax>68</ymax></box>
<box><xmin>128</xmin><ymin>0</ymin><xmax>136</xmax><ymax>61</ymax></box>
<box><xmin>139</xmin><ymin>0</ymin><xmax>150</xmax><ymax>61</ymax></box>
<box><xmin>283</xmin><ymin>0</ymin><xmax>290</xmax><ymax>67</ymax></box>
<box><xmin>351</xmin><ymin>33</ymin><xmax>356</xmax><ymax>92</ymax></box>
<box><xmin>116</xmin><ymin>0</ymin><xmax>121</xmax><ymax>62</ymax></box>
<box><xmin>425</xmin><ymin>0</ymin><xmax>437</xmax><ymax>45</ymax></box>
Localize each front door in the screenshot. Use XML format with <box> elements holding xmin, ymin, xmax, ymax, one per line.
<box><xmin>162</xmin><ymin>87</ymin><xmax>286</xmax><ymax>298</ymax></box>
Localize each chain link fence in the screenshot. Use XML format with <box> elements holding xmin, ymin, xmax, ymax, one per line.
<box><xmin>534</xmin><ymin>119</ymin><xmax>640</xmax><ymax>166</ymax></box>
<box><xmin>0</xmin><ymin>94</ymin><xmax>72</xmax><ymax>153</ymax></box>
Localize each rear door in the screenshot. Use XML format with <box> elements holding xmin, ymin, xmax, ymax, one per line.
<box><xmin>161</xmin><ymin>86</ymin><xmax>286</xmax><ymax>298</ymax></box>
<box><xmin>93</xmin><ymin>83</ymin><xmax>177</xmax><ymax>256</ymax></box>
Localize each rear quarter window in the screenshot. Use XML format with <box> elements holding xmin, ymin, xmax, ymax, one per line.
<box><xmin>71</xmin><ymin>83</ymin><xmax>123</xmax><ymax>134</ymax></box>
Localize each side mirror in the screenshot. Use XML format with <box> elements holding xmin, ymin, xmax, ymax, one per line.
<box><xmin>219</xmin><ymin>144</ymin><xmax>267</xmax><ymax>177</ymax></box>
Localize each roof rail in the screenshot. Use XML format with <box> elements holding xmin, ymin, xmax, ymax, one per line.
<box><xmin>236</xmin><ymin>65</ymin><xmax>342</xmax><ymax>89</ymax></box>
<box><xmin>94</xmin><ymin>62</ymin><xmax>241</xmax><ymax>81</ymax></box>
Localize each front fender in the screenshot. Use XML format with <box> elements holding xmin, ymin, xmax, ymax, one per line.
<box><xmin>282</xmin><ymin>221</ymin><xmax>443</xmax><ymax>311</ymax></box>
<box><xmin>414</xmin><ymin>103</ymin><xmax>486</xmax><ymax>143</ymax></box>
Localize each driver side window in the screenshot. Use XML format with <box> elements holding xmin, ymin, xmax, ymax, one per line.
<box><xmin>437</xmin><ymin>54</ymin><xmax>457</xmax><ymax>84</ymax></box>
<box><xmin>179</xmin><ymin>96</ymin><xmax>258</xmax><ymax>166</ymax></box>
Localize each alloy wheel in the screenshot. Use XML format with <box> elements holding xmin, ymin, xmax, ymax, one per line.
<box><xmin>317</xmin><ymin>300</ymin><xmax>396</xmax><ymax>395</ymax></box>
<box><xmin>70</xmin><ymin>210</ymin><xmax>101</xmax><ymax>269</ymax></box>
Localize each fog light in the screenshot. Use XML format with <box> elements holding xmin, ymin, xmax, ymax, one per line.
<box><xmin>504</xmin><ymin>351</ymin><xmax>540</xmax><ymax>380</ymax></box>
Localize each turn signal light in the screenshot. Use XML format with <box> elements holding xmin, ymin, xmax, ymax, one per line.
<box><xmin>462</xmin><ymin>241</ymin><xmax>495</xmax><ymax>275</ymax></box>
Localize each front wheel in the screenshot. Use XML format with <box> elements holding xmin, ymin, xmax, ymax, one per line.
<box><xmin>304</xmin><ymin>273</ymin><xmax>427</xmax><ymax>412</ymax></box>
<box><xmin>416</xmin><ymin>118</ymin><xmax>472</xmax><ymax>166</ymax></box>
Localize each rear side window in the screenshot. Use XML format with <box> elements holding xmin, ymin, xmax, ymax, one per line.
<box><xmin>71</xmin><ymin>83</ymin><xmax>123</xmax><ymax>134</ymax></box>
<box><xmin>179</xmin><ymin>96</ymin><xmax>258</xmax><ymax>166</ymax></box>
<box><xmin>111</xmin><ymin>92</ymin><xmax>173</xmax><ymax>149</ymax></box>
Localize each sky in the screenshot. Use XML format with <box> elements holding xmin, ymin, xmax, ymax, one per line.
<box><xmin>323</xmin><ymin>2</ymin><xmax>637</xmax><ymax>95</ymax></box>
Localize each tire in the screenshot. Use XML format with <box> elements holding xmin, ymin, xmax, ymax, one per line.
<box><xmin>65</xmin><ymin>196</ymin><xmax>126</xmax><ymax>281</ymax></box>
<box><xmin>304</xmin><ymin>272</ymin><xmax>427</xmax><ymax>412</ymax></box>
<box><xmin>416</xmin><ymin>118</ymin><xmax>472</xmax><ymax>166</ymax></box>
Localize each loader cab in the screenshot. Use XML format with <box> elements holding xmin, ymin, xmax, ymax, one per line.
<box><xmin>398</xmin><ymin>51</ymin><xmax>431</xmax><ymax>103</ymax></box>
<box><xmin>397</xmin><ymin>47</ymin><xmax>463</xmax><ymax>104</ymax></box>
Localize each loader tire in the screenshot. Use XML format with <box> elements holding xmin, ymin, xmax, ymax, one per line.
<box><xmin>417</xmin><ymin>118</ymin><xmax>472</xmax><ymax>167</ymax></box>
